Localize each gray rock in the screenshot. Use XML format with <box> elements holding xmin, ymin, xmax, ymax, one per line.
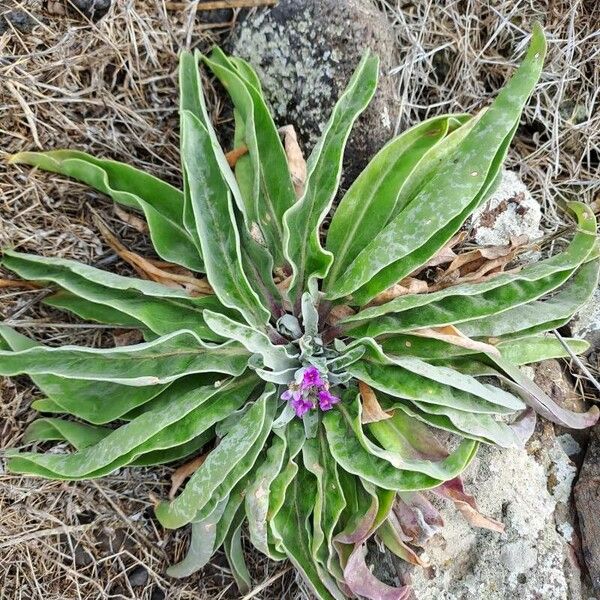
<box><xmin>0</xmin><ymin>10</ymin><xmax>37</xmax><ymax>34</ymax></box>
<box><xmin>229</xmin><ymin>0</ymin><xmax>398</xmax><ymax>183</ymax></box>
<box><xmin>471</xmin><ymin>169</ymin><xmax>542</xmax><ymax>247</ymax></box>
<box><xmin>575</xmin><ymin>426</ymin><xmax>600</xmax><ymax>593</ymax></box>
<box><xmin>127</xmin><ymin>565</ymin><xmax>148</xmax><ymax>587</ymax></box>
<box><xmin>66</xmin><ymin>0</ymin><xmax>112</xmax><ymax>21</ymax></box>
<box><xmin>409</xmin><ymin>438</ymin><xmax>584</xmax><ymax>600</ymax></box>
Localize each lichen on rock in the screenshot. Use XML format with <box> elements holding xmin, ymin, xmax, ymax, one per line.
<box><xmin>471</xmin><ymin>169</ymin><xmax>542</xmax><ymax>247</ymax></box>
<box><xmin>409</xmin><ymin>440</ymin><xmax>583</xmax><ymax>600</ymax></box>
<box><xmin>229</xmin><ymin>0</ymin><xmax>398</xmax><ymax>183</ymax></box>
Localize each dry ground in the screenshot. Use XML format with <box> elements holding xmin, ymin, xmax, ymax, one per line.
<box><xmin>0</xmin><ymin>0</ymin><xmax>599</xmax><ymax>599</ymax></box>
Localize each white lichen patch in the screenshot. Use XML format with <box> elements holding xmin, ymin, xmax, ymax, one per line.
<box><xmin>410</xmin><ymin>444</ymin><xmax>575</xmax><ymax>600</ymax></box>
<box><xmin>471</xmin><ymin>169</ymin><xmax>542</xmax><ymax>247</ymax></box>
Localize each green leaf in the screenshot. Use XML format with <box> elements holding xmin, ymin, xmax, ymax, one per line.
<box><xmin>45</xmin><ymin>291</ymin><xmax>147</xmax><ymax>330</ymax></box>
<box><xmin>283</xmin><ymin>51</ymin><xmax>379</xmax><ymax>306</ymax></box>
<box><xmin>205</xmin><ymin>48</ymin><xmax>297</xmax><ymax>267</ymax></box>
<box><xmin>224</xmin><ymin>513</ymin><xmax>252</xmax><ymax>594</ymax></box>
<box><xmin>181</xmin><ymin>110</ymin><xmax>271</xmax><ymax>328</ymax></box>
<box><xmin>245</xmin><ymin>433</ymin><xmax>287</xmax><ymax>557</ymax></box>
<box><xmin>155</xmin><ymin>387</ymin><xmax>273</xmax><ymax>529</ymax></box>
<box><xmin>326</xmin><ymin>114</ymin><xmax>467</xmax><ymax>287</ymax></box>
<box><xmin>380</xmin><ymin>333</ymin><xmax>589</xmax><ymax>364</ymax></box>
<box><xmin>302</xmin><ymin>429</ymin><xmax>346</xmax><ymax>568</ymax></box>
<box><xmin>349</xmin><ymin>355</ymin><xmax>522</xmax><ymax>415</ymax></box>
<box><xmin>327</xmin><ymin>25</ymin><xmax>546</xmax><ymax>302</ymax></box>
<box><xmin>23</xmin><ymin>418</ymin><xmax>112</xmax><ymax>450</ymax></box>
<box><xmin>9</xmin><ymin>150</ymin><xmax>203</xmax><ymax>271</ymax></box>
<box><xmin>343</xmin><ymin>202</ymin><xmax>597</xmax><ymax>332</ymax></box>
<box><xmin>0</xmin><ymin>326</ymin><xmax>167</xmax><ymax>423</ymax></box>
<box><xmin>203</xmin><ymin>310</ymin><xmax>296</xmax><ymax>370</ymax></box>
<box><xmin>8</xmin><ymin>375</ymin><xmax>256</xmax><ymax>479</ymax></box>
<box><xmin>167</xmin><ymin>499</ymin><xmax>229</xmax><ymax>578</ymax></box>
<box><xmin>323</xmin><ymin>403</ymin><xmax>442</xmax><ymax>492</ymax></box>
<box><xmin>0</xmin><ymin>326</ymin><xmax>249</xmax><ymax>386</ymax></box>
<box><xmin>460</xmin><ymin>259</ymin><xmax>600</xmax><ymax>338</ymax></box>
<box><xmin>2</xmin><ymin>250</ymin><xmax>229</xmax><ymax>341</ymax></box>
<box><xmin>497</xmin><ymin>335</ymin><xmax>590</xmax><ymax>364</ymax></box>
<box><xmin>343</xmin><ymin>393</ymin><xmax>477</xmax><ymax>480</ymax></box>
<box><xmin>271</xmin><ymin>463</ymin><xmax>344</xmax><ymax>600</ymax></box>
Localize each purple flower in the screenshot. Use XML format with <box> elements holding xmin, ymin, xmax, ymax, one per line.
<box><xmin>281</xmin><ymin>388</ymin><xmax>302</xmax><ymax>403</ymax></box>
<box><xmin>300</xmin><ymin>366</ymin><xmax>324</xmax><ymax>390</ymax></box>
<box><xmin>291</xmin><ymin>395</ymin><xmax>314</xmax><ymax>417</ymax></box>
<box><xmin>318</xmin><ymin>389</ymin><xmax>340</xmax><ymax>411</ymax></box>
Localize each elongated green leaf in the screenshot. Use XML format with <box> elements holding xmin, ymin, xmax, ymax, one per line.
<box><xmin>45</xmin><ymin>291</ymin><xmax>147</xmax><ymax>331</ymax></box>
<box><xmin>271</xmin><ymin>464</ymin><xmax>344</xmax><ymax>600</ymax></box>
<box><xmin>302</xmin><ymin>429</ymin><xmax>346</xmax><ymax>570</ymax></box>
<box><xmin>343</xmin><ymin>118</ymin><xmax>518</xmax><ymax>306</ymax></box>
<box><xmin>0</xmin><ymin>326</ymin><xmax>168</xmax><ymax>423</ymax></box>
<box><xmin>181</xmin><ymin>110</ymin><xmax>271</xmax><ymax>328</ymax></box>
<box><xmin>23</xmin><ymin>418</ymin><xmax>111</xmax><ymax>450</ymax></box>
<box><xmin>386</xmin><ymin>112</ymin><xmax>485</xmax><ymax>223</ymax></box>
<box><xmin>326</xmin><ymin>114</ymin><xmax>466</xmax><ymax>286</ymax></box>
<box><xmin>349</xmin><ymin>357</ymin><xmax>520</xmax><ymax>415</ymax></box>
<box><xmin>380</xmin><ymin>332</ymin><xmax>589</xmax><ymax>364</ymax></box>
<box><xmin>0</xmin><ymin>326</ymin><xmax>249</xmax><ymax>386</ymax></box>
<box><xmin>345</xmin><ymin>203</ymin><xmax>597</xmax><ymax>334</ymax></box>
<box><xmin>8</xmin><ymin>375</ymin><xmax>256</xmax><ymax>479</ymax></box>
<box><xmin>192</xmin><ymin>396</ymin><xmax>276</xmax><ymax>524</ymax></box>
<box><xmin>343</xmin><ymin>393</ymin><xmax>477</xmax><ymax>480</ymax></box>
<box><xmin>167</xmin><ymin>498</ymin><xmax>229</xmax><ymax>578</ymax></box>
<box><xmin>2</xmin><ymin>250</ymin><xmax>208</xmax><ymax>300</ymax></box>
<box><xmin>131</xmin><ymin>431</ymin><xmax>213</xmax><ymax>467</ymax></box>
<box><xmin>327</xmin><ymin>25</ymin><xmax>546</xmax><ymax>302</ymax></box>
<box><xmin>2</xmin><ymin>251</ymin><xmax>228</xmax><ymax>341</ymax></box>
<box><xmin>203</xmin><ymin>310</ymin><xmax>296</xmax><ymax>370</ymax></box>
<box><xmin>10</xmin><ymin>150</ymin><xmax>203</xmax><ymax>271</ymax></box>
<box><xmin>180</xmin><ymin>52</ymin><xmax>284</xmax><ymax>318</ymax></box>
<box><xmin>408</xmin><ymin>398</ymin><xmax>523</xmax><ymax>447</ymax></box>
<box><xmin>224</xmin><ymin>513</ymin><xmax>252</xmax><ymax>594</ymax></box>
<box><xmin>245</xmin><ymin>433</ymin><xmax>287</xmax><ymax>556</ymax></box>
<box><xmin>389</xmin><ymin>400</ymin><xmax>505</xmax><ymax>446</ymax></box>
<box><xmin>205</xmin><ymin>49</ymin><xmax>296</xmax><ymax>267</ymax></box>
<box><xmin>460</xmin><ymin>259</ymin><xmax>600</xmax><ymax>338</ymax></box>
<box><xmin>155</xmin><ymin>387</ymin><xmax>272</xmax><ymax>529</ymax></box>
<box><xmin>497</xmin><ymin>335</ymin><xmax>589</xmax><ymax>364</ymax></box>
<box><xmin>284</xmin><ymin>51</ymin><xmax>379</xmax><ymax>305</ymax></box>
<box><xmin>323</xmin><ymin>404</ymin><xmax>442</xmax><ymax>492</ymax></box>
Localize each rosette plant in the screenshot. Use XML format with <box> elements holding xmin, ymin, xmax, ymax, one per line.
<box><xmin>1</xmin><ymin>24</ymin><xmax>599</xmax><ymax>599</ymax></box>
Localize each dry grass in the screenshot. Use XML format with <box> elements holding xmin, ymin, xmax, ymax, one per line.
<box><xmin>378</xmin><ymin>0</ymin><xmax>600</xmax><ymax>231</ymax></box>
<box><xmin>0</xmin><ymin>0</ymin><xmax>598</xmax><ymax>598</ymax></box>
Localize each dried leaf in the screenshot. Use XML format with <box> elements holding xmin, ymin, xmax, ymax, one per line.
<box><xmin>112</xmin><ymin>329</ymin><xmax>144</xmax><ymax>347</ymax></box>
<box><xmin>92</xmin><ymin>212</ymin><xmax>213</xmax><ymax>296</ymax></box>
<box><xmin>344</xmin><ymin>543</ymin><xmax>412</xmax><ymax>600</ymax></box>
<box><xmin>327</xmin><ymin>304</ymin><xmax>356</xmax><ymax>326</ymax></box>
<box><xmin>433</xmin><ymin>477</ymin><xmax>505</xmax><ymax>533</ymax></box>
<box><xmin>394</xmin><ymin>493</ymin><xmax>444</xmax><ymax>546</ymax></box>
<box><xmin>429</xmin><ymin>235</ymin><xmax>530</xmax><ymax>291</ymax></box>
<box><xmin>380</xmin><ymin>511</ymin><xmax>429</xmax><ymax>566</ymax></box>
<box><xmin>414</xmin><ymin>232</ymin><xmax>467</xmax><ymax>272</ymax></box>
<box><xmin>225</xmin><ymin>145</ymin><xmax>249</xmax><ymax>168</ymax></box>
<box><xmin>359</xmin><ymin>381</ymin><xmax>393</xmax><ymax>423</ymax></box>
<box><xmin>279</xmin><ymin>125</ymin><xmax>307</xmax><ymax>198</ymax></box>
<box><xmin>0</xmin><ymin>279</ymin><xmax>43</xmax><ymax>290</ymax></box>
<box><xmin>410</xmin><ymin>324</ymin><xmax>501</xmax><ymax>357</ymax></box>
<box><xmin>113</xmin><ymin>205</ymin><xmax>148</xmax><ymax>234</ymax></box>
<box><xmin>369</xmin><ymin>277</ymin><xmax>429</xmax><ymax>306</ymax></box>
<box><xmin>169</xmin><ymin>453</ymin><xmax>208</xmax><ymax>500</ymax></box>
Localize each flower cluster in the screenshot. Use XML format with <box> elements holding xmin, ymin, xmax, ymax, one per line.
<box><xmin>281</xmin><ymin>366</ymin><xmax>341</xmax><ymax>417</ymax></box>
